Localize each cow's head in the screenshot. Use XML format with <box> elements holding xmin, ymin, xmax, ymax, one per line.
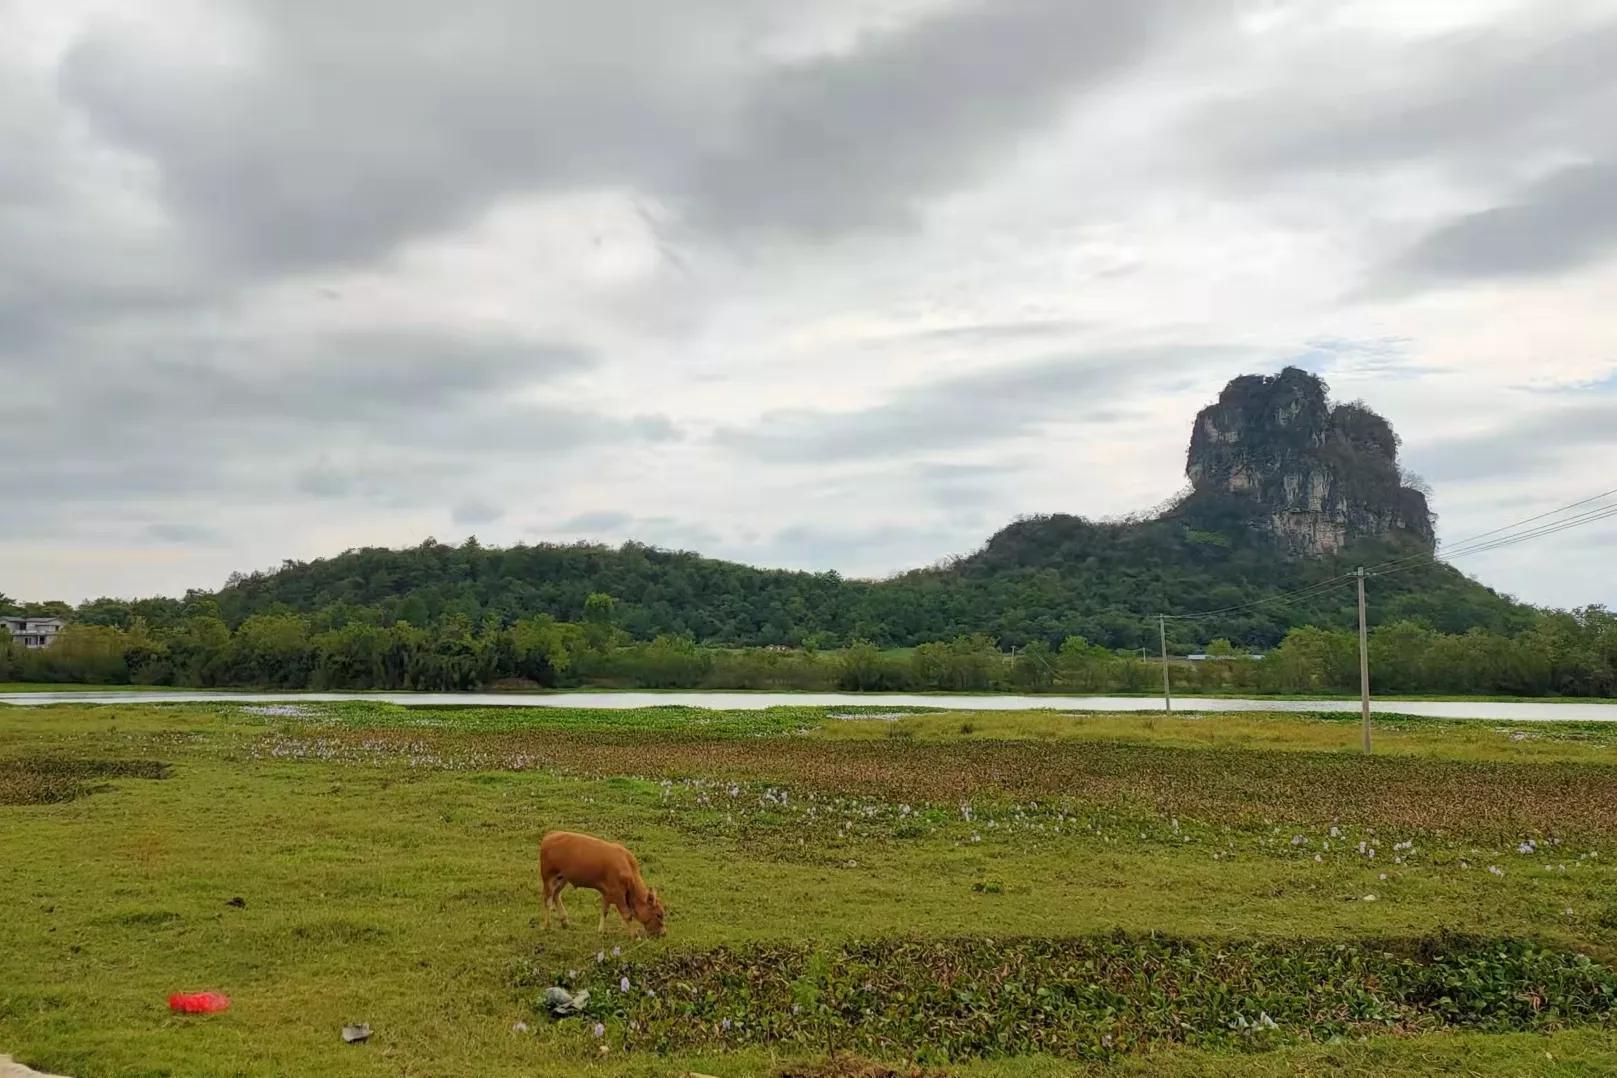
<box><xmin>630</xmin><ymin>887</ymin><xmax>666</xmax><ymax>938</ymax></box>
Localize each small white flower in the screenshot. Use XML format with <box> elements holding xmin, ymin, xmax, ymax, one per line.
<box><xmin>1378</xmin><ymin>873</ymin><xmax>1388</xmax><ymax>881</ymax></box>
<box><xmin>512</xmin><ymin>1021</ymin><xmax>529</xmax><ymax>1034</ymax></box>
<box><xmin>612</xmin><ymin>946</ymin><xmax>622</xmax><ymax>957</ymax></box>
<box><xmin>592</xmin><ymin>1023</ymin><xmax>605</xmax><ymax>1038</ymax></box>
<box><xmin>595</xmin><ymin>951</ymin><xmax>605</xmax><ymax>963</ymax></box>
<box><xmin>1488</xmin><ymin>865</ymin><xmax>1505</xmax><ymax>877</ymax></box>
<box><xmin>620</xmin><ymin>976</ymin><xmax>631</xmax><ymax>993</ymax></box>
<box><xmin>1363</xmin><ymin>894</ymin><xmax>1378</xmax><ymax>902</ymax></box>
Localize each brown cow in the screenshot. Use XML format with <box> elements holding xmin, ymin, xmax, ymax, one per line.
<box><xmin>540</xmin><ymin>830</ymin><xmax>666</xmax><ymax>937</ymax></box>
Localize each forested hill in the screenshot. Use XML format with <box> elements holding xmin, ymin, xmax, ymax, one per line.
<box><xmin>176</xmin><ymin>506</ymin><xmax>1529</xmax><ymax>652</ymax></box>
<box><xmin>60</xmin><ymin>368</ymin><xmax>1539</xmax><ymax>650</ymax></box>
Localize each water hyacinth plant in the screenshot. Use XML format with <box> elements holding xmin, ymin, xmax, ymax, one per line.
<box><xmin>562</xmin><ymin>933</ymin><xmax>1617</xmax><ymax>1063</ymax></box>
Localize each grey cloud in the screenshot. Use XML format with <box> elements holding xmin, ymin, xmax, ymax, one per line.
<box><xmin>55</xmin><ymin>1</ymin><xmax>733</xmax><ymax>273</ymax></box>
<box><xmin>1286</xmin><ymin>337</ymin><xmax>1439</xmax><ymax>379</ymax></box>
<box><xmin>555</xmin><ymin>510</ymin><xmax>634</xmax><ymax>534</ymax></box>
<box><xmin>144</xmin><ymin>522</ymin><xmax>226</xmax><ymax>545</ymax></box>
<box><xmin>117</xmin><ymin>332</ymin><xmax>592</xmax><ymax>424</ymax></box>
<box><xmin>727</xmin><ymin>521</ymin><xmax>983</xmax><ymax>577</ymax></box>
<box><xmin>541</xmin><ymin>512</ymin><xmax>720</xmax><ymax>552</ymax></box>
<box><xmin>718</xmin><ymin>347</ymin><xmax>1253</xmax><ymax>462</ymax></box>
<box><xmin>49</xmin><ymin>328</ymin><xmax>593</xmax><ymax>454</ymax></box>
<box><xmin>57</xmin><ymin>0</ymin><xmax>1189</xmax><ymax>271</ymax></box>
<box><xmin>1386</xmin><ymin>163</ymin><xmax>1617</xmax><ymax>288</ymax></box>
<box><xmin>1</xmin><ymin>325</ymin><xmax>665</xmax><ymax>529</ymax></box>
<box><xmin>685</xmin><ymin>0</ymin><xmax>1181</xmax><ymax>236</ymax></box>
<box><xmin>885</xmin><ymin>319</ymin><xmax>1090</xmax><ymax>346</ymax></box>
<box><xmin>1406</xmin><ymin>403</ymin><xmax>1617</xmax><ymax>484</ymax></box>
<box><xmin>1196</xmin><ymin>15</ymin><xmax>1617</xmax><ymax>177</ymax></box>
<box><xmin>451</xmin><ymin>498</ymin><xmax>505</xmax><ymax>526</ymax></box>
<box><xmin>295</xmin><ymin>466</ymin><xmax>353</xmax><ymax>499</ymax></box>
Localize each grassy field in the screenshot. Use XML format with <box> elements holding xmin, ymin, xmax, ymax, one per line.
<box><xmin>4</xmin><ymin>702</ymin><xmax>1617</xmax><ymax>1076</ymax></box>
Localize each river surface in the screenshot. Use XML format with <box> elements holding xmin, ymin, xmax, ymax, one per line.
<box><xmin>2</xmin><ymin>689</ymin><xmax>1615</xmax><ymax>721</ymax></box>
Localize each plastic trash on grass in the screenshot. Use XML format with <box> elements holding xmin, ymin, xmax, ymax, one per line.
<box><xmin>541</xmin><ymin>986</ymin><xmax>591</xmax><ymax>1017</ymax></box>
<box><xmin>169</xmin><ymin>992</ymin><xmax>230</xmax><ymax>1014</ymax></box>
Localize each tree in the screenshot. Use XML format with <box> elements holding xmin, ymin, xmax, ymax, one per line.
<box><xmin>1058</xmin><ymin>636</ymin><xmax>1113</xmax><ymax>692</ymax></box>
<box><xmin>1012</xmin><ymin>639</ymin><xmax>1055</xmax><ymax>691</ymax></box>
<box><xmin>582</xmin><ymin>592</ymin><xmax>620</xmax><ymax>653</ymax></box>
<box><xmin>837</xmin><ymin>640</ymin><xmax>902</xmax><ymax>691</ymax></box>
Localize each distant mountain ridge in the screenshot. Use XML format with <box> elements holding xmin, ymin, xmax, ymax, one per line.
<box><xmin>146</xmin><ymin>367</ymin><xmax>1527</xmax><ymax>650</ymax></box>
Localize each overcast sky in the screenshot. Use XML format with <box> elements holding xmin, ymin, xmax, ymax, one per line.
<box><xmin>4</xmin><ymin>0</ymin><xmax>1615</xmax><ymax>610</ymax></box>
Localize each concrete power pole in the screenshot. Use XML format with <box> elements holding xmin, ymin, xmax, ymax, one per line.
<box><xmin>1357</xmin><ymin>566</ymin><xmax>1372</xmax><ymax>754</ymax></box>
<box><xmin>1159</xmin><ymin>614</ymin><xmax>1172</xmax><ymax>713</ymax></box>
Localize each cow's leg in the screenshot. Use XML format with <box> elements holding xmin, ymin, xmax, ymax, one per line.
<box><xmin>540</xmin><ymin>871</ymin><xmax>554</xmax><ymax>929</ymax></box>
<box><xmin>553</xmin><ymin>883</ymin><xmax>571</xmax><ymax>927</ymax></box>
<box><xmin>598</xmin><ymin>891</ymin><xmax>611</xmax><ymax>934</ymax></box>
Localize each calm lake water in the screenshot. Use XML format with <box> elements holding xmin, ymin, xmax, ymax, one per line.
<box><xmin>3</xmin><ymin>689</ymin><xmax>1615</xmax><ymax>722</ymax></box>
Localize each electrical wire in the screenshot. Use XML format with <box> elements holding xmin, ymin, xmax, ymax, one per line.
<box><xmin>1161</xmin><ymin>485</ymin><xmax>1617</xmax><ymax>620</ymax></box>
<box><xmin>1366</xmin><ymin>486</ymin><xmax>1617</xmax><ymax>576</ymax></box>
<box><xmin>1371</xmin><ymin>502</ymin><xmax>1617</xmax><ymax>581</ymax></box>
<box><xmin>1161</xmin><ymin>571</ymin><xmax>1359</xmax><ymax>622</ymax></box>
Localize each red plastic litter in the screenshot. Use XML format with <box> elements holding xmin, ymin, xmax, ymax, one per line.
<box><xmin>169</xmin><ymin>992</ymin><xmax>230</xmax><ymax>1014</ymax></box>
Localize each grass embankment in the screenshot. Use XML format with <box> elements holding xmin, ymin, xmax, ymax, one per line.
<box><xmin>3</xmin><ymin>682</ymin><xmax>1612</xmax><ymax>706</ymax></box>
<box><xmin>4</xmin><ymin>703</ymin><xmax>1617</xmax><ymax>1076</ymax></box>
<box><xmin>0</xmin><ymin>683</ymin><xmax>176</xmax><ymax>694</ymax></box>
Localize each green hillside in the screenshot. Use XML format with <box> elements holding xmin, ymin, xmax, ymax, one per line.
<box><xmin>57</xmin><ymin>500</ymin><xmax>1525</xmax><ymax>653</ymax></box>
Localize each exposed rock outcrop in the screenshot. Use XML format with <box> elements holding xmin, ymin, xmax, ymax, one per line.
<box><xmin>1185</xmin><ymin>367</ymin><xmax>1434</xmax><ymax>556</ymax></box>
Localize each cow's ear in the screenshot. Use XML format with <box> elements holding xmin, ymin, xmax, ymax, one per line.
<box><xmin>624</xmin><ymin>889</ymin><xmax>637</xmax><ymax>913</ymax></box>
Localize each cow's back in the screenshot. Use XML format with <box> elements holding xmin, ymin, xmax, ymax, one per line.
<box><xmin>541</xmin><ymin>830</ymin><xmax>630</xmax><ymax>889</ymax></box>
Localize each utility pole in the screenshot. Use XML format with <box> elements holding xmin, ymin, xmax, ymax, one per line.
<box><xmin>1356</xmin><ymin>566</ymin><xmax>1371</xmax><ymax>754</ymax></box>
<box><xmin>1159</xmin><ymin>614</ymin><xmax>1172</xmax><ymax>713</ymax></box>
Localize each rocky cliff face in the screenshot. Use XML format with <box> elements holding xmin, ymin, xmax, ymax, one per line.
<box><xmin>1186</xmin><ymin>367</ymin><xmax>1434</xmax><ymax>556</ymax></box>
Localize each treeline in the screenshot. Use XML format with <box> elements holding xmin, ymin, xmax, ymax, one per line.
<box><xmin>4</xmin><ymin>597</ymin><xmax>1612</xmax><ymax>697</ymax></box>
<box><xmin>1260</xmin><ymin>608</ymin><xmax>1617</xmax><ymax>697</ymax></box>
<box><xmin>23</xmin><ymin>510</ymin><xmax>1532</xmax><ymax>655</ymax></box>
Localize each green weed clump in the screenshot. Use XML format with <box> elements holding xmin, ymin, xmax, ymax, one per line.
<box><xmin>558</xmin><ymin>933</ymin><xmax>1617</xmax><ymax>1063</ymax></box>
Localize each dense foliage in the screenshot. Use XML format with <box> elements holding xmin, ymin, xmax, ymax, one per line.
<box><xmin>17</xmin><ymin>501</ymin><xmax>1532</xmax><ymax>655</ymax></box>
<box><xmin>552</xmin><ymin>933</ymin><xmax>1617</xmax><ymax>1063</ymax></box>
<box><xmin>3</xmin><ymin>603</ymin><xmax>1612</xmax><ymax>697</ymax></box>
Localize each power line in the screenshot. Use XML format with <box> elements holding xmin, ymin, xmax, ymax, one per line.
<box><xmin>1161</xmin><ymin>485</ymin><xmax>1617</xmax><ymax>620</ymax></box>
<box><xmin>1436</xmin><ymin>503</ymin><xmax>1617</xmax><ymax>560</ymax></box>
<box><xmin>1162</xmin><ymin>571</ymin><xmax>1359</xmax><ymax>621</ymax></box>
<box><xmin>1366</xmin><ymin>486</ymin><xmax>1617</xmax><ymax>576</ymax></box>
<box><xmin>1371</xmin><ymin>502</ymin><xmax>1617</xmax><ymax>581</ymax></box>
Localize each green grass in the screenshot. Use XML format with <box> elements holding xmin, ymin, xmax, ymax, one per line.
<box><xmin>5</xmin><ymin>704</ymin><xmax>1617</xmax><ymax>1075</ymax></box>
<box><xmin>817</xmin><ymin>709</ymin><xmax>1617</xmax><ymax>765</ymax></box>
